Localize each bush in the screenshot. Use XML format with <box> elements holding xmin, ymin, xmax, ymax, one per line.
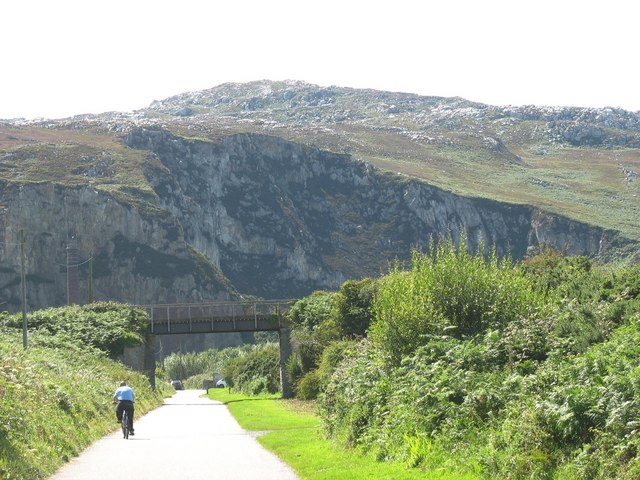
<box><xmin>183</xmin><ymin>373</ymin><xmax>212</xmax><ymax>389</ymax></box>
<box><xmin>370</xmin><ymin>240</ymin><xmax>548</xmax><ymax>363</ymax></box>
<box><xmin>222</xmin><ymin>343</ymin><xmax>281</xmax><ymax>395</ymax></box>
<box><xmin>0</xmin><ymin>302</ymin><xmax>148</xmax><ymax>357</ymax></box>
<box><xmin>316</xmin><ymin>339</ymin><xmax>359</xmax><ymax>386</ymax></box>
<box><xmin>318</xmin><ymin>254</ymin><xmax>640</xmax><ymax>478</ymax></box>
<box><xmin>163</xmin><ymin>350</ymin><xmax>217</xmax><ymax>381</ymax></box>
<box><xmin>332</xmin><ymin>278</ymin><xmax>377</xmax><ymax>338</ymax></box>
<box><xmin>318</xmin><ymin>340</ymin><xmax>390</xmax><ymax>447</ymax></box>
<box><xmin>296</xmin><ymin>370</ymin><xmax>322</xmax><ymax>400</ymax></box>
<box><xmin>288</xmin><ymin>291</ymin><xmax>336</xmax><ymax>331</ymax></box>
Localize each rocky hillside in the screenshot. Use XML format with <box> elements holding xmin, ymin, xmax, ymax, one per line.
<box><xmin>0</xmin><ymin>81</ymin><xmax>638</xmax><ymax>311</ymax></box>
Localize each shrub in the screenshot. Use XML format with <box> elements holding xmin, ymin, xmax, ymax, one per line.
<box><xmin>331</xmin><ymin>278</ymin><xmax>377</xmax><ymax>338</ymax></box>
<box><xmin>318</xmin><ymin>340</ymin><xmax>390</xmax><ymax>447</ymax></box>
<box><xmin>222</xmin><ymin>343</ymin><xmax>280</xmax><ymax>395</ymax></box>
<box><xmin>296</xmin><ymin>370</ymin><xmax>322</xmax><ymax>400</ymax></box>
<box><xmin>183</xmin><ymin>373</ymin><xmax>212</xmax><ymax>389</ymax></box>
<box><xmin>316</xmin><ymin>339</ymin><xmax>360</xmax><ymax>386</ymax></box>
<box><xmin>287</xmin><ymin>290</ymin><xmax>336</xmax><ymax>331</ymax></box>
<box><xmin>370</xmin><ymin>240</ymin><xmax>548</xmax><ymax>363</ymax></box>
<box><xmin>163</xmin><ymin>350</ymin><xmax>217</xmax><ymax>381</ymax></box>
<box><xmin>0</xmin><ymin>302</ymin><xmax>147</xmax><ymax>357</ymax></box>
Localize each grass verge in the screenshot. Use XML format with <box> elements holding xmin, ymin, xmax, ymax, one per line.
<box><xmin>207</xmin><ymin>389</ymin><xmax>473</xmax><ymax>480</ymax></box>
<box><xmin>0</xmin><ymin>329</ymin><xmax>171</xmax><ymax>480</ymax></box>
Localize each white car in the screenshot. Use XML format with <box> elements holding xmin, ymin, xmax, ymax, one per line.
<box><xmin>216</xmin><ymin>379</ymin><xmax>227</xmax><ymax>388</ymax></box>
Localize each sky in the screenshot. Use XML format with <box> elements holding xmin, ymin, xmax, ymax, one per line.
<box><xmin>1</xmin><ymin>0</ymin><xmax>639</xmax><ymax>119</ymax></box>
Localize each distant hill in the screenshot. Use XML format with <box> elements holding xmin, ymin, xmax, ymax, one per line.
<box><xmin>0</xmin><ymin>81</ymin><xmax>637</xmax><ymax>311</ymax></box>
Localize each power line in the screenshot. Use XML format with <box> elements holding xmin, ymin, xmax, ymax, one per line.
<box><xmin>55</xmin><ymin>256</ymin><xmax>94</xmax><ymax>268</ymax></box>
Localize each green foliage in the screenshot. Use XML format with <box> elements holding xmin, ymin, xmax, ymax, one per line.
<box><xmin>295</xmin><ymin>340</ymin><xmax>359</xmax><ymax>401</ymax></box>
<box><xmin>222</xmin><ymin>342</ymin><xmax>281</xmax><ymax>395</ymax></box>
<box><xmin>296</xmin><ymin>369</ymin><xmax>322</xmax><ymax>400</ymax></box>
<box><xmin>286</xmin><ymin>281</ymin><xmax>378</xmax><ymax>400</ymax></box>
<box><xmin>182</xmin><ymin>373</ymin><xmax>212</xmax><ymax>389</ymax></box>
<box><xmin>316</xmin><ymin>339</ymin><xmax>360</xmax><ymax>387</ymax></box>
<box><xmin>332</xmin><ymin>278</ymin><xmax>377</xmax><ymax>338</ymax></box>
<box><xmin>286</xmin><ymin>291</ymin><xmax>341</xmax><ymax>395</ymax></box>
<box><xmin>288</xmin><ymin>290</ymin><xmax>336</xmax><ymax>331</ymax></box>
<box><xmin>0</xmin><ymin>302</ymin><xmax>148</xmax><ymax>357</ymax></box>
<box><xmin>318</xmin><ymin>340</ymin><xmax>390</xmax><ymax>448</ymax></box>
<box><xmin>316</xmin><ymin>250</ymin><xmax>640</xmax><ymax>478</ymax></box>
<box><xmin>522</xmin><ymin>248</ymin><xmax>602</xmax><ymax>302</ymax></box>
<box><xmin>370</xmin><ymin>240</ymin><xmax>548</xmax><ymax>363</ymax></box>
<box><xmin>163</xmin><ymin>350</ymin><xmax>218</xmax><ymax>381</ymax></box>
<box><xmin>0</xmin><ymin>327</ymin><xmax>169</xmax><ymax>480</ymax></box>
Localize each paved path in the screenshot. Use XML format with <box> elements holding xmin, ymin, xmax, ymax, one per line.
<box><xmin>49</xmin><ymin>390</ymin><xmax>299</xmax><ymax>480</ymax></box>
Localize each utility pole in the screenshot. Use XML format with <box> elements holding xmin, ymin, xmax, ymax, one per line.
<box><xmin>66</xmin><ymin>237</ymin><xmax>80</xmax><ymax>305</ymax></box>
<box><xmin>87</xmin><ymin>251</ymin><xmax>93</xmax><ymax>303</ymax></box>
<box><xmin>20</xmin><ymin>229</ymin><xmax>27</xmax><ymax>349</ymax></box>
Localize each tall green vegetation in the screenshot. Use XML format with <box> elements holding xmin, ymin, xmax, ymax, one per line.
<box><xmin>162</xmin><ymin>341</ymin><xmax>283</xmax><ymax>396</ymax></box>
<box><xmin>286</xmin><ymin>280</ymin><xmax>376</xmax><ymax>400</ymax></box>
<box><xmin>1</xmin><ymin>302</ymin><xmax>148</xmax><ymax>357</ymax></box>
<box><xmin>370</xmin><ymin>240</ymin><xmax>548</xmax><ymax>363</ymax></box>
<box><xmin>222</xmin><ymin>342</ymin><xmax>281</xmax><ymax>395</ymax></box>
<box><xmin>163</xmin><ymin>350</ymin><xmax>222</xmax><ymax>382</ymax></box>
<box><xmin>315</xmin><ymin>244</ymin><xmax>640</xmax><ymax>478</ymax></box>
<box><xmin>0</xmin><ymin>304</ymin><xmax>169</xmax><ymax>480</ymax></box>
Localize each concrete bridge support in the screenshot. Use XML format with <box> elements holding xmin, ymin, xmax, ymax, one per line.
<box><xmin>278</xmin><ymin>316</ymin><xmax>293</xmax><ymax>399</ymax></box>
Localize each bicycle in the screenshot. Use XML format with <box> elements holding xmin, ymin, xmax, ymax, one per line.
<box><xmin>121</xmin><ymin>409</ymin><xmax>130</xmax><ymax>439</ymax></box>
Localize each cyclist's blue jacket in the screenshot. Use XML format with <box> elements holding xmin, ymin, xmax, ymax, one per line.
<box><xmin>114</xmin><ymin>386</ymin><xmax>135</xmax><ymax>402</ymax></box>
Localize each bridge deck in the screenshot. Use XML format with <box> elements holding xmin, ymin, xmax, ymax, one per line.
<box><xmin>137</xmin><ymin>300</ymin><xmax>292</xmax><ymax>335</ymax></box>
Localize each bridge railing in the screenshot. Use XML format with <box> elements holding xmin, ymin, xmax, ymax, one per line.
<box><xmin>136</xmin><ymin>300</ymin><xmax>293</xmax><ymax>334</ymax></box>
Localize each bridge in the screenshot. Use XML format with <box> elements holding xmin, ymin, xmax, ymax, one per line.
<box><xmin>137</xmin><ymin>300</ymin><xmax>292</xmax><ymax>335</ymax></box>
<box><xmin>127</xmin><ymin>300</ymin><xmax>295</xmax><ymax>397</ymax></box>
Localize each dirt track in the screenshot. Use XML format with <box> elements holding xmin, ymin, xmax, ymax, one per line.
<box><xmin>49</xmin><ymin>390</ymin><xmax>299</xmax><ymax>480</ymax></box>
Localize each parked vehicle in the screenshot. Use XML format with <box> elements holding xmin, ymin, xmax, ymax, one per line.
<box><xmin>216</xmin><ymin>379</ymin><xmax>227</xmax><ymax>388</ymax></box>
<box><xmin>170</xmin><ymin>380</ymin><xmax>184</xmax><ymax>390</ymax></box>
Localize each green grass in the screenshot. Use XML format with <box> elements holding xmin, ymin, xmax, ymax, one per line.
<box><xmin>207</xmin><ymin>389</ymin><xmax>475</xmax><ymax>480</ymax></box>
<box><xmin>0</xmin><ymin>326</ymin><xmax>171</xmax><ymax>480</ymax></box>
<box><xmin>0</xmin><ymin>304</ymin><xmax>177</xmax><ymax>479</ymax></box>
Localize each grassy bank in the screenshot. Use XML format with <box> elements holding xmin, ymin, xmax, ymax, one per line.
<box><xmin>0</xmin><ymin>304</ymin><xmax>172</xmax><ymax>480</ymax></box>
<box><xmin>207</xmin><ymin>389</ymin><xmax>470</xmax><ymax>479</ymax></box>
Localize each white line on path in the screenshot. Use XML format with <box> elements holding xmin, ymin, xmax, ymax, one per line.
<box><xmin>49</xmin><ymin>389</ymin><xmax>299</xmax><ymax>480</ymax></box>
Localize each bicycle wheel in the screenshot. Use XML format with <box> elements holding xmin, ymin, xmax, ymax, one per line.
<box><xmin>122</xmin><ymin>410</ymin><xmax>129</xmax><ymax>439</ymax></box>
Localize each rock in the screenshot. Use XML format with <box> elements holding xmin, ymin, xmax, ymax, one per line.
<box><xmin>174</xmin><ymin>107</ymin><xmax>194</xmax><ymax>117</ymax></box>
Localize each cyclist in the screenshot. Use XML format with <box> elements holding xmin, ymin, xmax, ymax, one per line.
<box><xmin>113</xmin><ymin>380</ymin><xmax>135</xmax><ymax>436</ymax></box>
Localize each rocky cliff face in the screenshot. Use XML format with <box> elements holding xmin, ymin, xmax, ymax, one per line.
<box><xmin>124</xmin><ymin>128</ymin><xmax>632</xmax><ymax>299</ymax></box>
<box><xmin>0</xmin><ymin>127</ymin><xmax>634</xmax><ymax>312</ymax></box>
<box><xmin>0</xmin><ymin>180</ymin><xmax>236</xmax><ymax>312</ymax></box>
<box><xmin>1</xmin><ymin>79</ymin><xmax>637</xmax><ymax>313</ymax></box>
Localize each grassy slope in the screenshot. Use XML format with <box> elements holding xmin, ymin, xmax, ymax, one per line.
<box><xmin>0</xmin><ymin>124</ymin><xmax>157</xmax><ymax>195</ymax></box>
<box><xmin>0</xmin><ymin>329</ymin><xmax>171</xmax><ymax>480</ymax></box>
<box><xmin>207</xmin><ymin>389</ymin><xmax>476</xmax><ymax>480</ymax></box>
